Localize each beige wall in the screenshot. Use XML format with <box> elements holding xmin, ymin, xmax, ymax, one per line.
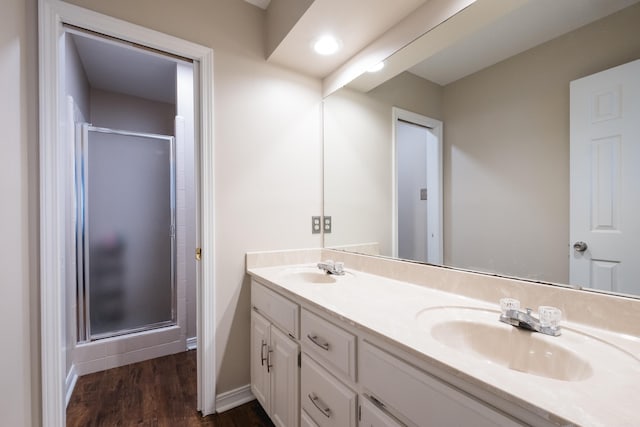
<box><xmin>90</xmin><ymin>88</ymin><xmax>176</xmax><ymax>135</ymax></box>
<box><xmin>62</xmin><ymin>0</ymin><xmax>323</xmax><ymax>395</ymax></box>
<box><xmin>369</xmin><ymin>71</ymin><xmax>443</xmax><ymax>121</ymax></box>
<box><xmin>3</xmin><ymin>0</ymin><xmax>322</xmax><ymax>418</ymax></box>
<box><xmin>442</xmin><ymin>3</ymin><xmax>640</xmax><ymax>283</ymax></box>
<box><xmin>0</xmin><ymin>0</ymin><xmax>39</xmax><ymax>425</ymax></box>
<box><xmin>323</xmin><ymin>88</ymin><xmax>392</xmax><ymax>253</ymax></box>
<box><xmin>324</xmin><ymin>73</ymin><xmax>442</xmax><ymax>253</ymax></box>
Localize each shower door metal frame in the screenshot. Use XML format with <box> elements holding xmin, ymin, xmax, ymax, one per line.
<box><xmin>76</xmin><ymin>124</ymin><xmax>177</xmax><ymax>342</ymax></box>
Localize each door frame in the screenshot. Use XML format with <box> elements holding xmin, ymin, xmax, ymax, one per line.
<box><xmin>391</xmin><ymin>107</ymin><xmax>443</xmax><ymax>264</ymax></box>
<box><xmin>38</xmin><ymin>1</ymin><xmax>217</xmax><ymax>425</ymax></box>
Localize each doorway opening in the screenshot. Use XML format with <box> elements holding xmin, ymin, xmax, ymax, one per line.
<box><xmin>39</xmin><ymin>2</ymin><xmax>216</xmax><ymax>424</ymax></box>
<box><xmin>392</xmin><ymin>108</ymin><xmax>443</xmax><ymax>264</ymax></box>
<box><xmin>63</xmin><ymin>27</ymin><xmax>197</xmax><ymax>362</ymax></box>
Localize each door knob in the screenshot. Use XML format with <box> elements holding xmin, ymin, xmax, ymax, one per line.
<box><xmin>573</xmin><ymin>241</ymin><xmax>588</xmax><ymax>252</ymax></box>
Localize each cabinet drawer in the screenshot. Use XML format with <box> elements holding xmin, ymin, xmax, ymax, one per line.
<box><xmin>360</xmin><ymin>395</ymin><xmax>404</xmax><ymax>427</ymax></box>
<box><xmin>301</xmin><ymin>410</ymin><xmax>319</xmax><ymax>427</ymax></box>
<box><xmin>359</xmin><ymin>341</ymin><xmax>522</xmax><ymax>427</ymax></box>
<box><xmin>301</xmin><ymin>353</ymin><xmax>357</xmax><ymax>427</ymax></box>
<box><xmin>301</xmin><ymin>309</ymin><xmax>356</xmax><ymax>382</ymax></box>
<box><xmin>251</xmin><ymin>280</ymin><xmax>299</xmax><ymax>338</ymax></box>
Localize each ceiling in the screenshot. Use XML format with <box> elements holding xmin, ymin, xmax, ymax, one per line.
<box><xmin>70</xmin><ymin>32</ymin><xmax>181</xmax><ymax>104</ymax></box>
<box><xmin>245</xmin><ymin>0</ymin><xmax>271</xmax><ymax>9</ymax></box>
<box><xmin>71</xmin><ymin>0</ymin><xmax>639</xmax><ymax>102</ymax></box>
<box><xmin>408</xmin><ymin>0</ymin><xmax>640</xmax><ymax>86</ymax></box>
<box><xmin>246</xmin><ymin>0</ymin><xmax>639</xmax><ymax>92</ymax></box>
<box><xmin>262</xmin><ymin>0</ymin><xmax>429</xmax><ymax>78</ymax></box>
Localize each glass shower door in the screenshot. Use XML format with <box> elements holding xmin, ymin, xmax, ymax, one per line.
<box><xmin>78</xmin><ymin>125</ymin><xmax>176</xmax><ymax>340</ymax></box>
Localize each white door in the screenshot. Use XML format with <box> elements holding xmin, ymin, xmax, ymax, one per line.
<box><xmin>397</xmin><ymin>120</ymin><xmax>430</xmax><ymax>262</ymax></box>
<box><xmin>393</xmin><ymin>108</ymin><xmax>443</xmax><ymax>265</ymax></box>
<box><xmin>570</xmin><ymin>59</ymin><xmax>640</xmax><ymax>295</ymax></box>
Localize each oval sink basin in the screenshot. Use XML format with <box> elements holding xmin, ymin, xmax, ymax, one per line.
<box><xmin>417</xmin><ymin>307</ymin><xmax>594</xmax><ymax>382</ymax></box>
<box><xmin>277</xmin><ymin>266</ymin><xmax>353</xmax><ymax>284</ymax></box>
<box><xmin>431</xmin><ymin>320</ymin><xmax>593</xmax><ymax>381</ymax></box>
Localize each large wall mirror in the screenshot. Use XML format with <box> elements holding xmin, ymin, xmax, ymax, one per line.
<box><xmin>323</xmin><ymin>0</ymin><xmax>640</xmax><ymax>297</ymax></box>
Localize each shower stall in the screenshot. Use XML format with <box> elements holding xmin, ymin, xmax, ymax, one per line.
<box><xmin>76</xmin><ymin>124</ymin><xmax>177</xmax><ymax>341</ymax></box>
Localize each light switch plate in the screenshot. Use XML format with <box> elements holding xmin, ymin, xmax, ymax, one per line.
<box><xmin>312</xmin><ymin>216</ymin><xmax>321</xmax><ymax>234</ymax></box>
<box><xmin>420</xmin><ymin>188</ymin><xmax>428</xmax><ymax>200</ymax></box>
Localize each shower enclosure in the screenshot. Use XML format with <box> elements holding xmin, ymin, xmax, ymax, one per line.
<box><xmin>76</xmin><ymin>125</ymin><xmax>176</xmax><ymax>341</ymax></box>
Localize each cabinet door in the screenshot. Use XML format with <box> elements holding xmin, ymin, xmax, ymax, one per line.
<box><xmin>359</xmin><ymin>396</ymin><xmax>404</xmax><ymax>427</ymax></box>
<box><xmin>251</xmin><ymin>311</ymin><xmax>271</xmax><ymax>412</ymax></box>
<box><xmin>270</xmin><ymin>326</ymin><xmax>300</xmax><ymax>427</ymax></box>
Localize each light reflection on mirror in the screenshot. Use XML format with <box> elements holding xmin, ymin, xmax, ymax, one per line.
<box><xmin>323</xmin><ymin>1</ymin><xmax>640</xmax><ymax>297</ymax></box>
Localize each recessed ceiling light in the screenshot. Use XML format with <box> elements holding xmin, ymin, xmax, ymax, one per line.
<box><xmin>367</xmin><ymin>62</ymin><xmax>385</xmax><ymax>73</ymax></box>
<box><xmin>313</xmin><ymin>35</ymin><xmax>341</xmax><ymax>56</ymax></box>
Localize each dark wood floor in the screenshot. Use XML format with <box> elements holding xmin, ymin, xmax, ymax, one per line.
<box><xmin>67</xmin><ymin>350</ymin><xmax>275</xmax><ymax>427</ymax></box>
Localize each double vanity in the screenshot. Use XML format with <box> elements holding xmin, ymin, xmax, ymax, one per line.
<box><xmin>246</xmin><ymin>249</ymin><xmax>640</xmax><ymax>426</ymax></box>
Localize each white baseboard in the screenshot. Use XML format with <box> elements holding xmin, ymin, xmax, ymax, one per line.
<box><xmin>65</xmin><ymin>364</ymin><xmax>78</xmax><ymax>408</ymax></box>
<box><xmin>215</xmin><ymin>384</ymin><xmax>254</xmax><ymax>413</ymax></box>
<box><xmin>186</xmin><ymin>336</ymin><xmax>197</xmax><ymax>350</ymax></box>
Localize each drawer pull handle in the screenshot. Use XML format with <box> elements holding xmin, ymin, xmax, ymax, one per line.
<box><xmin>260</xmin><ymin>340</ymin><xmax>267</xmax><ymax>366</ymax></box>
<box><xmin>308</xmin><ymin>393</ymin><xmax>331</xmax><ymax>418</ymax></box>
<box><xmin>307</xmin><ymin>334</ymin><xmax>330</xmax><ymax>351</ymax></box>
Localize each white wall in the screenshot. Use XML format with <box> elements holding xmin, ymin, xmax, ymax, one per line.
<box><xmin>63</xmin><ymin>32</ymin><xmax>91</xmax><ymax>381</ymax></box>
<box><xmin>65</xmin><ymin>35</ymin><xmax>90</xmax><ymax>121</ymax></box>
<box><xmin>0</xmin><ymin>0</ymin><xmax>39</xmax><ymax>425</ymax></box>
<box><xmin>63</xmin><ymin>0</ymin><xmax>324</xmax><ymax>395</ymax></box>
<box><xmin>175</xmin><ymin>62</ymin><xmax>198</xmax><ymax>340</ymax></box>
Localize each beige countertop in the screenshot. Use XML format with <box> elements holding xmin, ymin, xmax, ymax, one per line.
<box><xmin>248</xmin><ymin>261</ymin><xmax>640</xmax><ymax>427</ymax></box>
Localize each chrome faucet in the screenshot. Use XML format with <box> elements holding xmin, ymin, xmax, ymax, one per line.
<box><xmin>499</xmin><ymin>299</ymin><xmax>562</xmax><ymax>337</ymax></box>
<box><xmin>317</xmin><ymin>260</ymin><xmax>345</xmax><ymax>275</ymax></box>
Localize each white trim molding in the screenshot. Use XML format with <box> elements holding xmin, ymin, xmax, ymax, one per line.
<box><xmin>38</xmin><ymin>1</ymin><xmax>216</xmax><ymax>425</ymax></box>
<box><xmin>186</xmin><ymin>336</ymin><xmax>197</xmax><ymax>350</ymax></box>
<box><xmin>65</xmin><ymin>364</ymin><xmax>78</xmax><ymax>408</ymax></box>
<box><xmin>215</xmin><ymin>385</ymin><xmax>255</xmax><ymax>413</ymax></box>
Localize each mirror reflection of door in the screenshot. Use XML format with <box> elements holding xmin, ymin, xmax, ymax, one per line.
<box><xmin>570</xmin><ymin>59</ymin><xmax>640</xmax><ymax>295</ymax></box>
<box><xmin>394</xmin><ymin>109</ymin><xmax>443</xmax><ymax>264</ymax></box>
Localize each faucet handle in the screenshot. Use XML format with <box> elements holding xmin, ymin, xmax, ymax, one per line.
<box><xmin>334</xmin><ymin>261</ymin><xmax>344</xmax><ymax>273</ymax></box>
<box><xmin>539</xmin><ymin>306</ymin><xmax>562</xmax><ymax>328</ymax></box>
<box><xmin>499</xmin><ymin>298</ymin><xmax>520</xmax><ymax>315</ymax></box>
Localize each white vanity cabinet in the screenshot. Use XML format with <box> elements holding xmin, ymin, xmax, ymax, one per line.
<box><xmin>359</xmin><ymin>395</ymin><xmax>404</xmax><ymax>427</ymax></box>
<box><xmin>301</xmin><ymin>409</ymin><xmax>320</xmax><ymax>427</ymax></box>
<box><xmin>300</xmin><ymin>308</ymin><xmax>358</xmax><ymax>427</ymax></box>
<box><xmin>359</xmin><ymin>341</ymin><xmax>522</xmax><ymax>427</ymax></box>
<box><xmin>251</xmin><ymin>281</ymin><xmax>300</xmax><ymax>427</ymax></box>
<box><xmin>301</xmin><ymin>309</ymin><xmax>356</xmax><ymax>382</ymax></box>
<box><xmin>301</xmin><ymin>353</ymin><xmax>358</xmax><ymax>427</ymax></box>
<box><xmin>250</xmin><ymin>276</ymin><xmax>528</xmax><ymax>427</ymax></box>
